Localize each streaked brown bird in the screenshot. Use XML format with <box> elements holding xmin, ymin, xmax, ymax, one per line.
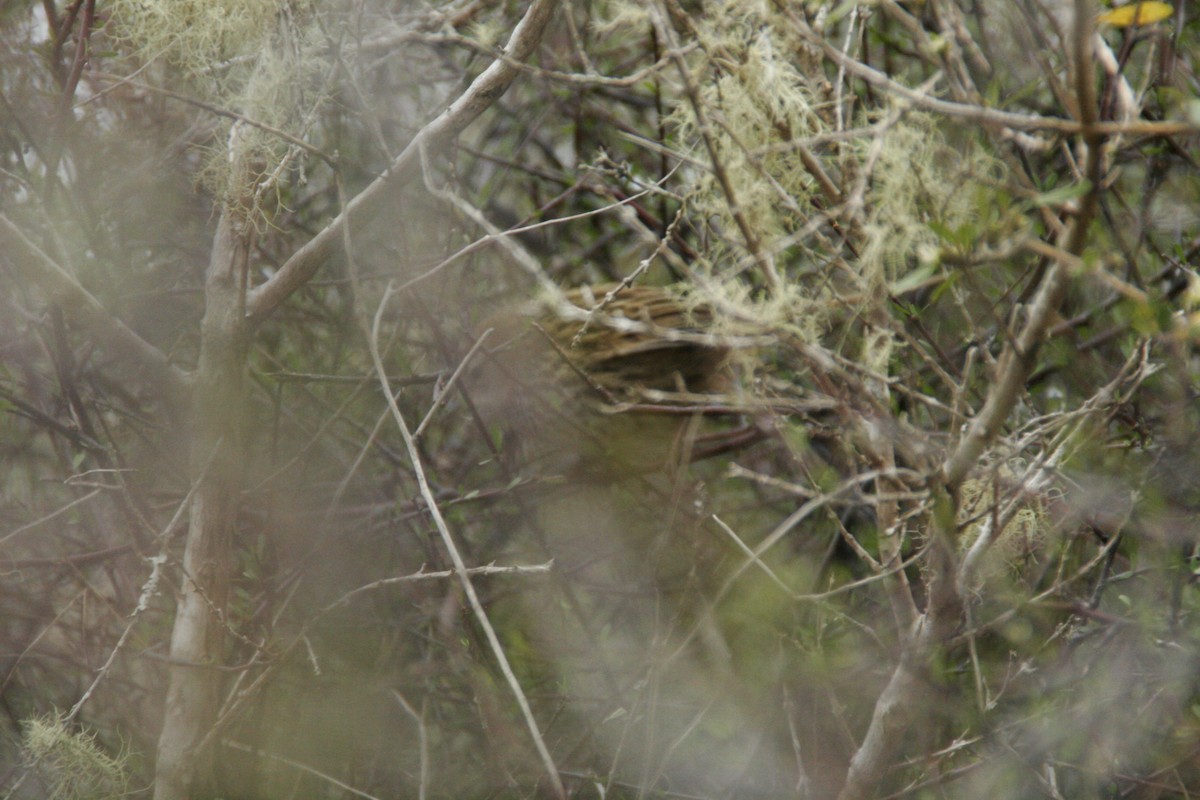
<box><xmin>470</xmin><ymin>283</ymin><xmax>736</xmax><ymax>470</ymax></box>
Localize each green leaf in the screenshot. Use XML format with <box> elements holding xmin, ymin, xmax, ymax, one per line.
<box><xmin>1031</xmin><ymin>180</ymin><xmax>1092</xmax><ymax>208</ymax></box>
<box><xmin>890</xmin><ymin>263</ymin><xmax>938</xmax><ymax>295</ymax></box>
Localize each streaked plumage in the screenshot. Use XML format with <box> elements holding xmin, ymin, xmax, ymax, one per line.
<box><xmin>487</xmin><ymin>284</ymin><xmax>730</xmax><ymax>405</ymax></box>
<box><xmin>471</xmin><ymin>284</ymin><xmax>735</xmax><ymax>468</ymax></box>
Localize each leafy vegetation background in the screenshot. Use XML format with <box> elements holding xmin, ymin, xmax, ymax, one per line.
<box><xmin>2</xmin><ymin>1</ymin><xmax>1199</xmax><ymax>798</ymax></box>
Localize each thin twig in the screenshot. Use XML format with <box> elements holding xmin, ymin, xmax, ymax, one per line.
<box><xmin>221</xmin><ymin>741</ymin><xmax>384</xmax><ymax>800</ymax></box>
<box><xmin>246</xmin><ymin>0</ymin><xmax>562</xmax><ymax>327</ymax></box>
<box><xmin>0</xmin><ymin>215</ymin><xmax>190</xmax><ymax>413</ymax></box>
<box><xmin>368</xmin><ymin>282</ymin><xmax>567</xmax><ymax>798</ymax></box>
<box><xmin>787</xmin><ymin>7</ymin><xmax>1197</xmax><ymax>137</ymax></box>
<box><xmin>413</xmin><ymin>328</ymin><xmax>491</xmax><ymax>439</ymax></box>
<box><xmin>391</xmin><ymin>691</ymin><xmax>430</xmax><ymax>800</ymax></box>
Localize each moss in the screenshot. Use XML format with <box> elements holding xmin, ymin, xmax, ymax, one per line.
<box><xmin>21</xmin><ymin>713</ymin><xmax>133</xmax><ymax>800</ymax></box>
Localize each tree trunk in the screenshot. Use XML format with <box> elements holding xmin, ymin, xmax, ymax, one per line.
<box><xmin>154</xmin><ymin>212</ymin><xmax>250</xmax><ymax>800</ymax></box>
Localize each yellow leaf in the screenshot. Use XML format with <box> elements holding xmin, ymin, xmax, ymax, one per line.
<box><xmin>1098</xmin><ymin>2</ymin><xmax>1174</xmax><ymax>27</ymax></box>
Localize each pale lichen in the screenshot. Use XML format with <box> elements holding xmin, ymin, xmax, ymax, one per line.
<box><xmin>21</xmin><ymin>713</ymin><xmax>133</xmax><ymax>800</ymax></box>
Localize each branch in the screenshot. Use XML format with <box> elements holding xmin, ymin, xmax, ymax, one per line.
<box><xmin>367</xmin><ymin>285</ymin><xmax>566</xmax><ymax>799</ymax></box>
<box><xmin>649</xmin><ymin>4</ymin><xmax>781</xmax><ymax>293</ymax></box>
<box><xmin>245</xmin><ymin>0</ymin><xmax>561</xmax><ymax>328</ymax></box>
<box><xmin>788</xmin><ymin>5</ymin><xmax>1197</xmax><ymax>138</ymax></box>
<box><xmin>0</xmin><ymin>214</ymin><xmax>190</xmax><ymax>414</ymax></box>
<box><xmin>839</xmin><ymin>5</ymin><xmax>1105</xmax><ymax>797</ymax></box>
<box><xmin>940</xmin><ymin>0</ymin><xmax>1104</xmax><ymax>490</ymax></box>
<box><xmin>88</xmin><ymin>73</ymin><xmax>337</xmax><ymax>166</ymax></box>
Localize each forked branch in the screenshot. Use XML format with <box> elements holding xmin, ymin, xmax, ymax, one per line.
<box><xmin>245</xmin><ymin>0</ymin><xmax>561</xmax><ymax>327</ymax></box>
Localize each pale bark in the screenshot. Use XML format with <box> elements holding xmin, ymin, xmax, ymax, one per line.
<box><xmin>245</xmin><ymin>0</ymin><xmax>561</xmax><ymax>328</ymax></box>
<box><xmin>836</xmin><ymin>3</ymin><xmax>1103</xmax><ymax>796</ymax></box>
<box><xmin>153</xmin><ymin>211</ymin><xmax>251</xmax><ymax>800</ymax></box>
<box><xmin>149</xmin><ymin>4</ymin><xmax>559</xmax><ymax>797</ymax></box>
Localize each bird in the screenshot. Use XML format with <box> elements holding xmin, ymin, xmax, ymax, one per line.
<box><xmin>469</xmin><ymin>283</ymin><xmax>738</xmax><ymax>470</ymax></box>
